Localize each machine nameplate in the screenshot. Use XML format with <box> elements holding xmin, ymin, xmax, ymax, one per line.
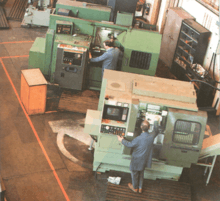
<box><xmin>148</xmin><ymin>104</ymin><xmax>160</xmax><ymax>111</ymax></box>
<box><xmin>162</xmin><ymin>110</ymin><xmax>168</xmax><ymax>116</ymax></box>
<box><xmin>127</xmin><ymin>132</ymin><xmax>134</xmax><ymax>137</ymax></box>
<box><xmin>107</xmin><ymin>100</ymin><xmax>117</xmax><ymax>106</ymax></box>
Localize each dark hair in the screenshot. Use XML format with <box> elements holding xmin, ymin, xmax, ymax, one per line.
<box><xmin>104</xmin><ymin>40</ymin><xmax>114</xmax><ymax>47</ymax></box>
<box><xmin>141</xmin><ymin>120</ymin><xmax>150</xmax><ymax>132</ymax></box>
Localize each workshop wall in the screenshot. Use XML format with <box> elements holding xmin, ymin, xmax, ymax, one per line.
<box><xmin>156</xmin><ymin>0</ymin><xmax>169</xmax><ymax>33</ymax></box>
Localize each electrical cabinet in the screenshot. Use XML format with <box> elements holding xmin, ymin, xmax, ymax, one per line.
<box><xmin>116</xmin><ymin>12</ymin><xmax>134</xmax><ymax>26</ymax></box>
<box><xmin>115</xmin><ymin>0</ymin><xmax>138</xmax><ymax>14</ymax></box>
<box><xmin>54</xmin><ymin>44</ymin><xmax>88</xmax><ymax>90</ymax></box>
<box><xmin>159</xmin><ymin>7</ymin><xmax>194</xmax><ymax>68</ymax></box>
<box><xmin>29</xmin><ymin>37</ymin><xmax>46</xmax><ymax>74</ymax></box>
<box><xmin>171</xmin><ymin>19</ymin><xmax>211</xmax><ymax>80</ymax></box>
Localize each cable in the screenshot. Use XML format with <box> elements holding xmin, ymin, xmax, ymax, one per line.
<box><xmin>212</xmin><ymin>53</ymin><xmax>220</xmax><ymax>83</ymax></box>
<box><xmin>190</xmin><ymin>80</ymin><xmax>220</xmax><ymax>91</ymax></box>
<box><xmin>95</xmin><ymin>163</ymin><xmax>102</xmax><ymax>180</ymax></box>
<box><xmin>208</xmin><ymin>53</ymin><xmax>214</xmax><ymax>72</ymax></box>
<box><xmin>213</xmin><ymin>53</ymin><xmax>217</xmax><ymax>82</ymax></box>
<box><xmin>208</xmin><ymin>45</ymin><xmax>220</xmax><ymax>84</ymax></box>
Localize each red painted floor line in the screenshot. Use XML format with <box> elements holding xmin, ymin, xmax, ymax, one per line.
<box><xmin>0</xmin><ymin>58</ymin><xmax>70</xmax><ymax>201</ymax></box>
<box><xmin>0</xmin><ymin>55</ymin><xmax>29</xmax><ymax>59</ymax></box>
<box><xmin>0</xmin><ymin>41</ymin><xmax>34</xmax><ymax>44</ymax></box>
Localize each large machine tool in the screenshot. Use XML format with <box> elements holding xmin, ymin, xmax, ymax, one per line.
<box><xmin>84</xmin><ymin>70</ymin><xmax>207</xmax><ymax>180</ymax></box>
<box><xmin>22</xmin><ymin>0</ymin><xmax>53</xmax><ymax>27</ymax></box>
<box><xmin>28</xmin><ymin>0</ymin><xmax>162</xmax><ymax>90</ymax></box>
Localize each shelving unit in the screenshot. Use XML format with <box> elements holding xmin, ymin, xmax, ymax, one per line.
<box><xmin>159</xmin><ymin>8</ymin><xmax>194</xmax><ymax>68</ymax></box>
<box><xmin>171</xmin><ymin>19</ymin><xmax>211</xmax><ymax>80</ymax></box>
<box><xmin>171</xmin><ymin>19</ymin><xmax>213</xmax><ymax>107</ymax></box>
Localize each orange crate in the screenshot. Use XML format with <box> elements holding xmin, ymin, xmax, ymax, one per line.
<box><xmin>20</xmin><ymin>68</ymin><xmax>47</xmax><ymax>115</ymax></box>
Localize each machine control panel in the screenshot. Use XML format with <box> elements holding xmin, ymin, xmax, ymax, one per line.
<box><xmin>56</xmin><ymin>24</ymin><xmax>72</xmax><ymax>35</ymax></box>
<box><xmin>100</xmin><ymin>125</ymin><xmax>126</xmax><ymax>136</ymax></box>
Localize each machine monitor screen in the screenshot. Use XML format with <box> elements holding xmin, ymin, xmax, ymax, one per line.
<box><xmin>103</xmin><ymin>105</ymin><xmax>129</xmax><ymax>122</ymax></box>
<box><xmin>172</xmin><ymin>120</ymin><xmax>201</xmax><ymax>145</ymax></box>
<box><xmin>107</xmin><ymin>108</ymin><xmax>120</xmax><ymax>117</ymax></box>
<box><xmin>63</xmin><ymin>51</ymin><xmax>83</xmax><ymax>66</ymax></box>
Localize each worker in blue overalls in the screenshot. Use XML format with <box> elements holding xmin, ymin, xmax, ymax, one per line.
<box><xmin>117</xmin><ymin>120</ymin><xmax>159</xmax><ymax>193</ymax></box>
<box><xmin>89</xmin><ymin>40</ymin><xmax>122</xmax><ymax>77</ymax></box>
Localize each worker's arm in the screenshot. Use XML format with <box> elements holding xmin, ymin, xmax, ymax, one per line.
<box><xmin>90</xmin><ymin>52</ymin><xmax>108</xmax><ymax>62</ymax></box>
<box><xmin>117</xmin><ymin>135</ymin><xmax>124</xmax><ymax>142</ymax></box>
<box><xmin>89</xmin><ymin>52</ymin><xmax>92</xmax><ymax>59</ymax></box>
<box><xmin>117</xmin><ymin>135</ymin><xmax>138</xmax><ymax>148</ymax></box>
<box><xmin>153</xmin><ymin>121</ymin><xmax>159</xmax><ymax>137</ymax></box>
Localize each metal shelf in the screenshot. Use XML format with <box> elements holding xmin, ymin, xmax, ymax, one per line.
<box><xmin>174</xmin><ymin>60</ymin><xmax>187</xmax><ymax>70</ymax></box>
<box><xmin>180</xmin><ymin>39</ymin><xmax>196</xmax><ymax>51</ymax></box>
<box><xmin>176</xmin><ymin>53</ymin><xmax>192</xmax><ymax>66</ymax></box>
<box><xmin>177</xmin><ymin>46</ymin><xmax>194</xmax><ymax>58</ymax></box>
<box><xmin>181</xmin><ymin>31</ymin><xmax>198</xmax><ymax>44</ymax></box>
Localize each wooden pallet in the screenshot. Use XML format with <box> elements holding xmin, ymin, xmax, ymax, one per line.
<box><xmin>58</xmin><ymin>90</ymin><xmax>100</xmax><ymax>114</ymax></box>
<box><xmin>7</xmin><ymin>0</ymin><xmax>28</xmax><ymax>21</ymax></box>
<box><xmin>0</xmin><ymin>6</ymin><xmax>9</xmax><ymax>29</ymax></box>
<box><xmin>106</xmin><ymin>179</ymin><xmax>191</xmax><ymax>201</ymax></box>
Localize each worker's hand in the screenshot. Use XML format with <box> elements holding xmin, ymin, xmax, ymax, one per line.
<box><xmin>89</xmin><ymin>52</ymin><xmax>92</xmax><ymax>59</ymax></box>
<box><xmin>117</xmin><ymin>135</ymin><xmax>124</xmax><ymax>142</ymax></box>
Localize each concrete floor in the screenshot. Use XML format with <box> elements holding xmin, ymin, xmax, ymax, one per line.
<box><xmin>0</xmin><ymin>1</ymin><xmax>220</xmax><ymax>201</ymax></box>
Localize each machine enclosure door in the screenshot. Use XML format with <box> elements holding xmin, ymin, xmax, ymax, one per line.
<box><xmin>54</xmin><ymin>47</ymin><xmax>87</xmax><ymax>90</ymax></box>
<box><xmin>159</xmin><ymin>108</ymin><xmax>207</xmax><ymax>168</ymax></box>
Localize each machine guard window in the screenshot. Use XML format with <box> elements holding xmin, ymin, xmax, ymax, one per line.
<box><xmin>172</xmin><ymin>120</ymin><xmax>201</xmax><ymax>145</ymax></box>
<box><xmin>129</xmin><ymin>51</ymin><xmax>152</xmax><ymax>70</ymax></box>
<box><xmin>62</xmin><ymin>51</ymin><xmax>83</xmax><ymax>66</ymax></box>
<box><xmin>103</xmin><ymin>105</ymin><xmax>129</xmax><ymax>122</ymax></box>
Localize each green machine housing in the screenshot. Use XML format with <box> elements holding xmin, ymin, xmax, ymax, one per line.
<box><xmin>84</xmin><ymin>70</ymin><xmax>207</xmax><ymax>180</ymax></box>
<box><xmin>117</xmin><ymin>29</ymin><xmax>161</xmax><ymax>76</ymax></box>
<box><xmin>28</xmin><ymin>0</ymin><xmax>162</xmax><ymax>90</ymax></box>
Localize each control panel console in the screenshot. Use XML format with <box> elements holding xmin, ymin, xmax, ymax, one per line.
<box><xmin>100</xmin><ymin>125</ymin><xmax>126</xmax><ymax>136</ymax></box>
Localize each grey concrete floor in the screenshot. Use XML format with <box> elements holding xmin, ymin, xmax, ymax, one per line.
<box><xmin>0</xmin><ymin>1</ymin><xmax>220</xmax><ymax>201</ymax></box>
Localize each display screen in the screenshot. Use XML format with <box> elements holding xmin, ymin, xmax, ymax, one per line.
<box><xmin>63</xmin><ymin>52</ymin><xmax>83</xmax><ymax>66</ymax></box>
<box><xmin>107</xmin><ymin>108</ymin><xmax>120</xmax><ymax>117</ymax></box>
<box><xmin>172</xmin><ymin>120</ymin><xmax>201</xmax><ymax>145</ymax></box>
<box><xmin>103</xmin><ymin>105</ymin><xmax>129</xmax><ymax>122</ymax></box>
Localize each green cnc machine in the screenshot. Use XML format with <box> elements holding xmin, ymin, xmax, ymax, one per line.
<box><xmin>84</xmin><ymin>70</ymin><xmax>207</xmax><ymax>180</ymax></box>
<box><xmin>28</xmin><ymin>0</ymin><xmax>162</xmax><ymax>90</ymax></box>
